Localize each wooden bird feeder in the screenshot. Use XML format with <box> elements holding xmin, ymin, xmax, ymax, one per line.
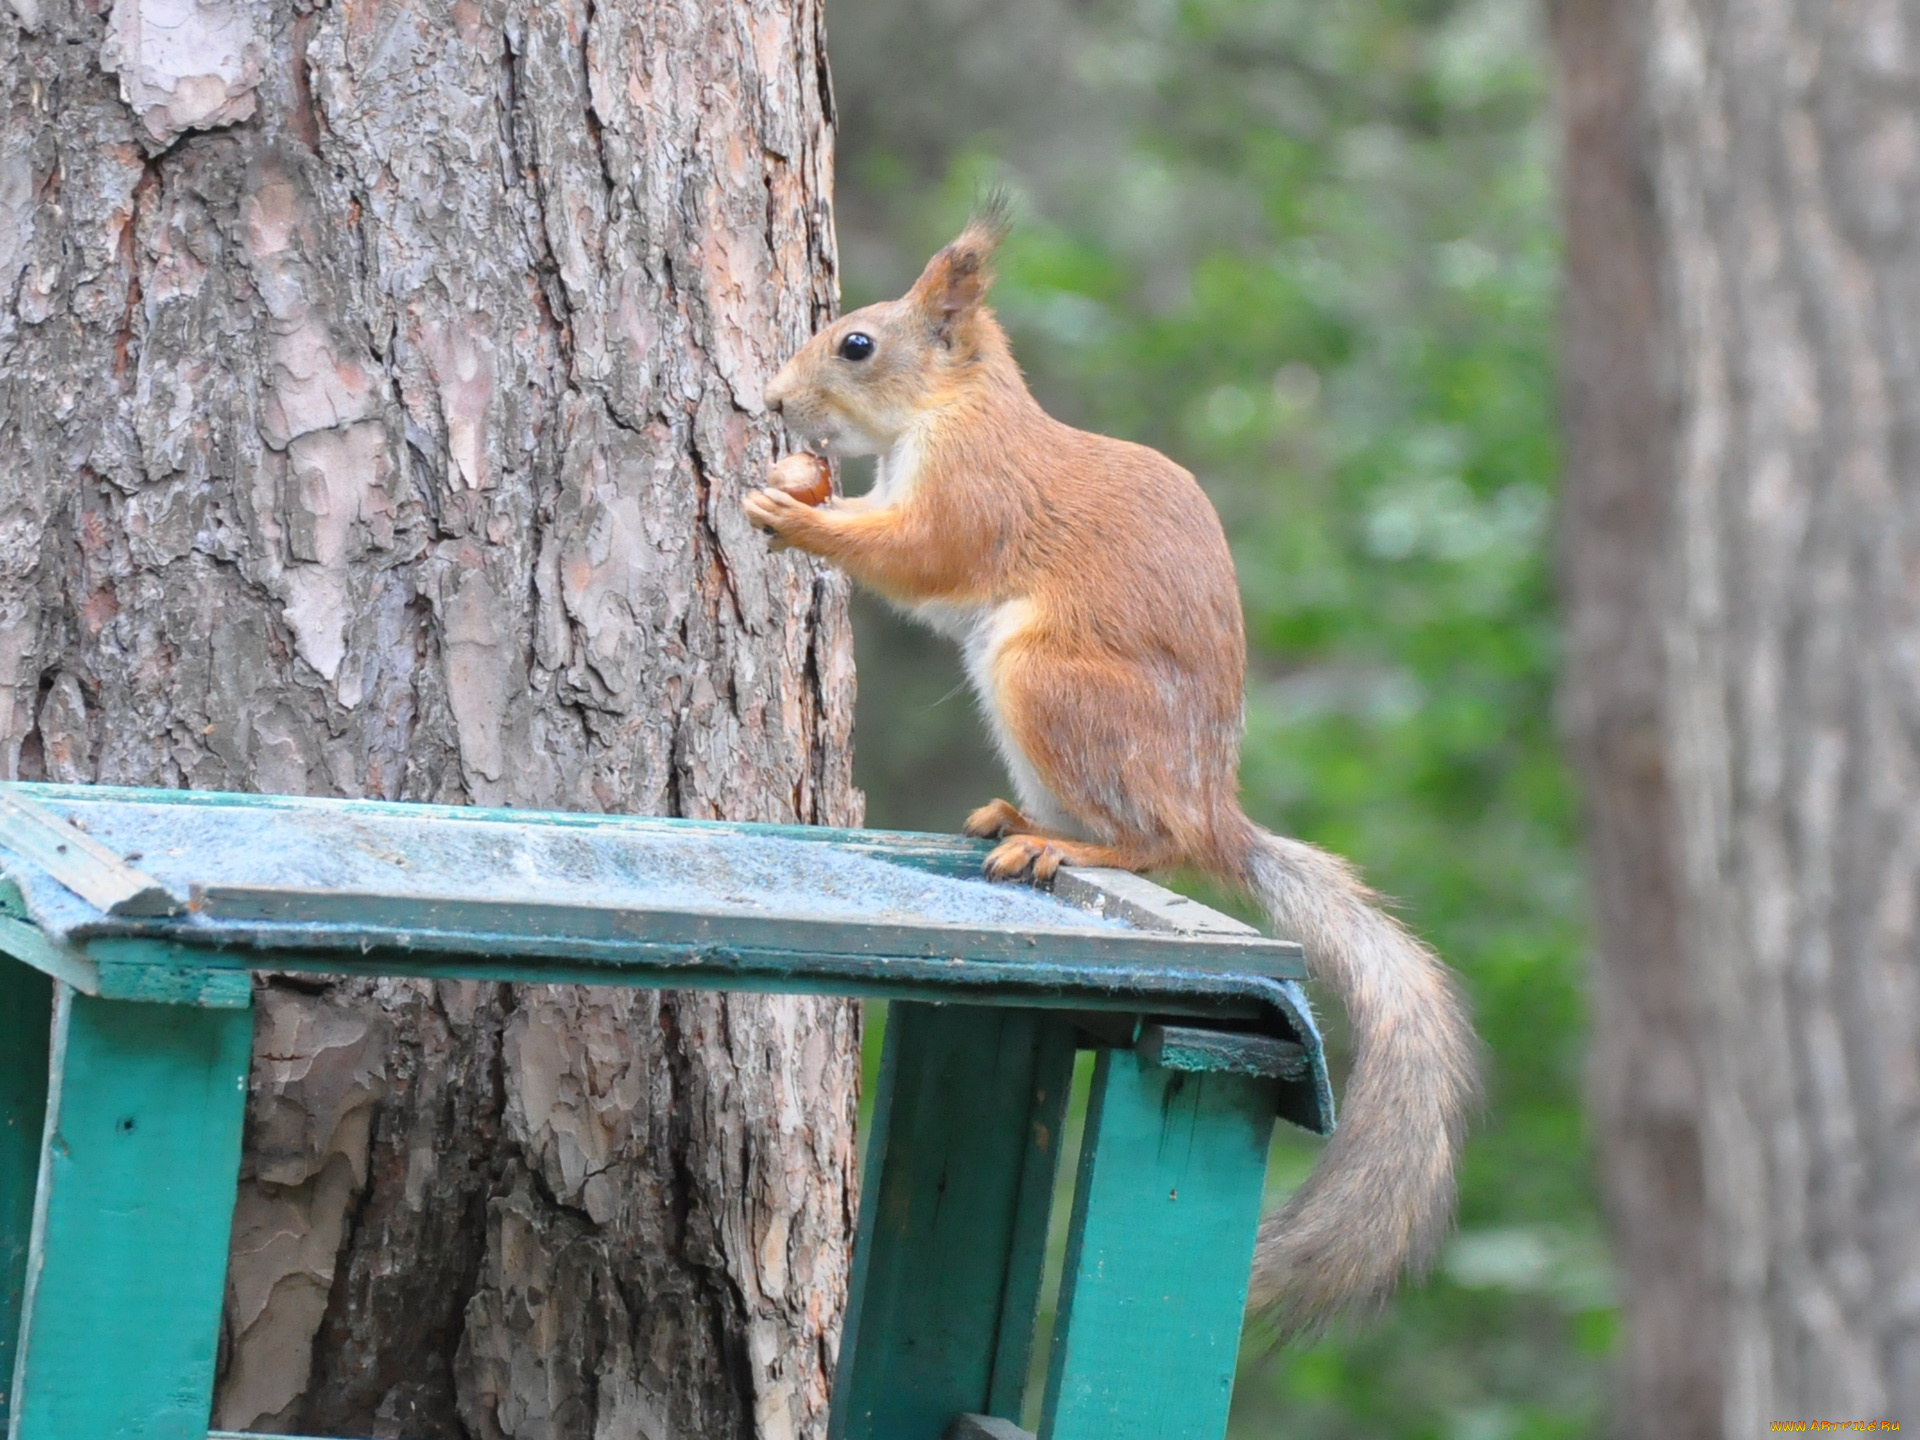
<box><xmin>0</xmin><ymin>783</ymin><xmax>1328</xmax><ymax>1440</ymax></box>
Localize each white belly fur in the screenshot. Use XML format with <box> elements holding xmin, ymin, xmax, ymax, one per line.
<box><xmin>902</xmin><ymin>595</ymin><xmax>1080</xmax><ymax>837</ymax></box>
<box><xmin>868</xmin><ymin>432</ymin><xmax>1081</xmax><ymax>836</ymax></box>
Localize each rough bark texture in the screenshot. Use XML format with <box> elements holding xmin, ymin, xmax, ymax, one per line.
<box><xmin>1561</xmin><ymin>0</ymin><xmax>1920</xmax><ymax>1427</ymax></box>
<box><xmin>1550</xmin><ymin>0</ymin><xmax>1721</xmax><ymax>1432</ymax></box>
<box><xmin>0</xmin><ymin>0</ymin><xmax>861</xmax><ymax>1434</ymax></box>
<box><xmin>1647</xmin><ymin>0</ymin><xmax>1920</xmax><ymax>1421</ymax></box>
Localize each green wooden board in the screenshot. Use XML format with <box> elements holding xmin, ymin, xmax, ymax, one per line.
<box><xmin>831</xmin><ymin>1003</ymin><xmax>1076</xmax><ymax>1440</ymax></box>
<box><xmin>1039</xmin><ymin>1050</ymin><xmax>1276</xmax><ymax>1440</ymax></box>
<box><xmin>0</xmin><ymin>960</ymin><xmax>51</xmax><ymax>1429</ymax></box>
<box><xmin>8</xmin><ymin>986</ymin><xmax>252</xmax><ymax>1440</ymax></box>
<box><xmin>1137</xmin><ymin>1023</ymin><xmax>1310</xmax><ymax>1080</ymax></box>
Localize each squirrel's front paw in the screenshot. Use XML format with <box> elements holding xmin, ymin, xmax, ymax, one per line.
<box><xmin>743</xmin><ymin>487</ymin><xmax>815</xmax><ymax>549</ymax></box>
<box><xmin>964</xmin><ymin>798</ymin><xmax>1031</xmax><ymax>839</ymax></box>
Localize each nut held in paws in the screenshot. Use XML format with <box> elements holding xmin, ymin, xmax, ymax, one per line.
<box><xmin>768</xmin><ymin>452</ymin><xmax>832</xmax><ymax>506</ymax></box>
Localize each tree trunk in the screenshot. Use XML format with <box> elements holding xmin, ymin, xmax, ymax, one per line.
<box><xmin>0</xmin><ymin>0</ymin><xmax>860</xmax><ymax>1433</ymax></box>
<box><xmin>1550</xmin><ymin>0</ymin><xmax>1722</xmax><ymax>1432</ymax></box>
<box><xmin>1562</xmin><ymin>0</ymin><xmax>1920</xmax><ymax>1427</ymax></box>
<box><xmin>1646</xmin><ymin>0</ymin><xmax>1920</xmax><ymax>1422</ymax></box>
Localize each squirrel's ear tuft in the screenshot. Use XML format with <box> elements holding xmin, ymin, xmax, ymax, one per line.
<box><xmin>909</xmin><ymin>192</ymin><xmax>1013</xmax><ymax>335</ymax></box>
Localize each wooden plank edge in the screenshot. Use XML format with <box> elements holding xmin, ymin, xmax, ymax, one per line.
<box><xmin>1052</xmin><ymin>867</ymin><xmax>1264</xmax><ymax>939</ymax></box>
<box><xmin>1137</xmin><ymin>1022</ymin><xmax>1310</xmax><ymax>1080</ymax></box>
<box><xmin>0</xmin><ymin>919</ymin><xmax>246</xmax><ymax>1009</ymax></box>
<box><xmin>185</xmin><ymin>883</ymin><xmax>1307</xmax><ymax>974</ymax></box>
<box><xmin>6</xmin><ymin>782</ymin><xmax>992</xmax><ymax>870</ymax></box>
<box><xmin>78</xmin><ymin>934</ymin><xmax>1286</xmax><ymax>1018</ymax></box>
<box><xmin>3</xmin><ymin>783</ymin><xmax>1277</xmax><ymax>944</ymax></box>
<box><xmin>0</xmin><ymin>914</ymin><xmax>99</xmax><ymax>994</ymax></box>
<box><xmin>0</xmin><ymin>791</ymin><xmax>179</xmax><ymax>917</ymax></box>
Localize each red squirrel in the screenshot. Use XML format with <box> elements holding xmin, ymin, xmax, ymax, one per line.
<box><xmin>744</xmin><ymin>203</ymin><xmax>1479</xmax><ymax>1334</ymax></box>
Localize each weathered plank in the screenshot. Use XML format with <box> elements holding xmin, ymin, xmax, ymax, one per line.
<box><xmin>1050</xmin><ymin>869</ymin><xmax>1262</xmax><ymax>939</ymax></box>
<box><xmin>183</xmin><ymin>883</ymin><xmax>1305</xmax><ymax>975</ymax></box>
<box><xmin>0</xmin><ymin>915</ymin><xmax>99</xmax><ymax>995</ymax></box>
<box><xmin>8</xmin><ymin>986</ymin><xmax>252</xmax><ymax>1440</ymax></box>
<box><xmin>11</xmin><ymin>781</ymin><xmax>994</xmax><ymax>876</ymax></box>
<box><xmin>1039</xmin><ymin>1050</ymin><xmax>1275</xmax><ymax>1440</ymax></box>
<box><xmin>0</xmin><ymin>791</ymin><xmax>178</xmax><ymax>917</ymax></box>
<box><xmin>0</xmin><ymin>960</ymin><xmax>52</xmax><ymax>1430</ymax></box>
<box><xmin>77</xmin><ymin>933</ymin><xmax>1287</xmax><ymax>1028</ymax></box>
<box><xmin>831</xmin><ymin>1004</ymin><xmax>1075</xmax><ymax>1440</ymax></box>
<box><xmin>7</xmin><ymin>783</ymin><xmax>1284</xmax><ymax>942</ymax></box>
<box><xmin>1136</xmin><ymin>1023</ymin><xmax>1310</xmax><ymax>1081</ymax></box>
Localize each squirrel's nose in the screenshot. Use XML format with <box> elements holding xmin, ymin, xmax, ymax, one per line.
<box><xmin>766</xmin><ymin>393</ymin><xmax>783</xmax><ymax>414</ymax></box>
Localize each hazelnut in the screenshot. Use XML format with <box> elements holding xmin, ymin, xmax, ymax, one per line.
<box><xmin>767</xmin><ymin>452</ymin><xmax>832</xmax><ymax>507</ymax></box>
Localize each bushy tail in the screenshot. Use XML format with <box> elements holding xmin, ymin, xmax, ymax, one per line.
<box><xmin>1237</xmin><ymin>826</ymin><xmax>1480</xmax><ymax>1336</ymax></box>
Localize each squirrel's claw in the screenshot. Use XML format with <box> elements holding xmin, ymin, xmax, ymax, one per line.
<box><xmin>983</xmin><ymin>833</ymin><xmax>1067</xmax><ymax>885</ymax></box>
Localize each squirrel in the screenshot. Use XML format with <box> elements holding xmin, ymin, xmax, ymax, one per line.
<box><xmin>744</xmin><ymin>200</ymin><xmax>1479</xmax><ymax>1335</ymax></box>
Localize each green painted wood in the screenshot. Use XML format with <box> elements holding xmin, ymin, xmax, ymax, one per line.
<box><xmin>75</xmin><ymin>935</ymin><xmax>1282</xmax><ymax>1027</ymax></box>
<box><xmin>1039</xmin><ymin>1050</ymin><xmax>1276</xmax><ymax>1440</ymax></box>
<box><xmin>0</xmin><ymin>961</ymin><xmax>51</xmax><ymax>1429</ymax></box>
<box><xmin>91</xmin><ymin>938</ymin><xmax>253</xmax><ymax>1009</ymax></box>
<box><xmin>949</xmin><ymin>1417</ymin><xmax>1038</xmax><ymax>1440</ymax></box>
<box><xmin>0</xmin><ymin>922</ymin><xmax>251</xmax><ymax>1008</ymax></box>
<box><xmin>10</xmin><ymin>985</ymin><xmax>252</xmax><ymax>1440</ymax></box>
<box><xmin>184</xmin><ymin>883</ymin><xmax>1304</xmax><ymax>976</ymax></box>
<box><xmin>0</xmin><ymin>916</ymin><xmax>99</xmax><ymax>995</ymax></box>
<box><xmin>985</xmin><ymin>1018</ymin><xmax>1076</xmax><ymax>1422</ymax></box>
<box><xmin>1136</xmin><ymin>1024</ymin><xmax>1310</xmax><ymax>1081</ymax></box>
<box><xmin>831</xmin><ymin>1003</ymin><xmax>1076</xmax><ymax>1440</ymax></box>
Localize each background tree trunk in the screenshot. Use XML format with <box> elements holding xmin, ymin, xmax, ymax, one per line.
<box><xmin>1647</xmin><ymin>0</ymin><xmax>1920</xmax><ymax>1422</ymax></box>
<box><xmin>1551</xmin><ymin>0</ymin><xmax>1722</xmax><ymax>1432</ymax></box>
<box><xmin>0</xmin><ymin>0</ymin><xmax>860</xmax><ymax>1433</ymax></box>
<box><xmin>1562</xmin><ymin>0</ymin><xmax>1920</xmax><ymax>1428</ymax></box>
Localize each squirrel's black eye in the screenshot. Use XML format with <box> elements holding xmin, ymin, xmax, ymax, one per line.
<box><xmin>837</xmin><ymin>332</ymin><xmax>875</xmax><ymax>362</ymax></box>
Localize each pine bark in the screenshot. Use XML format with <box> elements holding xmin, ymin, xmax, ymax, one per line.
<box><xmin>1561</xmin><ymin>0</ymin><xmax>1920</xmax><ymax>1427</ymax></box>
<box><xmin>0</xmin><ymin>0</ymin><xmax>860</xmax><ymax>1434</ymax></box>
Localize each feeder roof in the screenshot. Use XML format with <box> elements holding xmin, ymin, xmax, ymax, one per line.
<box><xmin>0</xmin><ymin>784</ymin><xmax>1330</xmax><ymax>1132</ymax></box>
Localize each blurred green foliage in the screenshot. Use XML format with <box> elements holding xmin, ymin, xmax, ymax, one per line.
<box><xmin>825</xmin><ymin>0</ymin><xmax>1605</xmax><ymax>1435</ymax></box>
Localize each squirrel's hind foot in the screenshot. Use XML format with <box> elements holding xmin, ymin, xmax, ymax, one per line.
<box><xmin>983</xmin><ymin>833</ymin><xmax>1073</xmax><ymax>884</ymax></box>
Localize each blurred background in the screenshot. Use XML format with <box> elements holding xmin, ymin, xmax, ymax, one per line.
<box><xmin>822</xmin><ymin>0</ymin><xmax>1599</xmax><ymax>1435</ymax></box>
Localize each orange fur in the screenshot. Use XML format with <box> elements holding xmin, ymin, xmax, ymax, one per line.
<box><xmin>748</xmin><ymin>208</ymin><xmax>1480</xmax><ymax>1336</ymax></box>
